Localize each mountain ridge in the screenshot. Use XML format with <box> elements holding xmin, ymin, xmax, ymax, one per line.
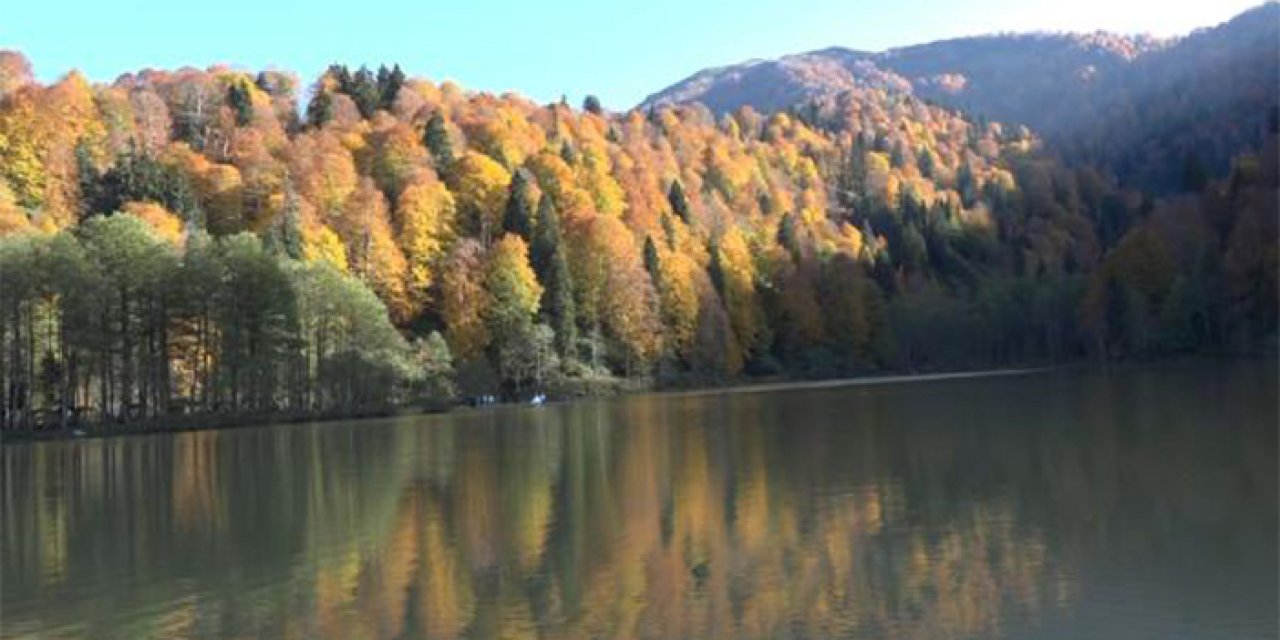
<box><xmin>640</xmin><ymin>3</ymin><xmax>1279</xmax><ymax>190</ymax></box>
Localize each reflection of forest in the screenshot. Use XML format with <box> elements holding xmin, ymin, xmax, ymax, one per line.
<box><xmin>2</xmin><ymin>362</ymin><xmax>1275</xmax><ymax>639</ymax></box>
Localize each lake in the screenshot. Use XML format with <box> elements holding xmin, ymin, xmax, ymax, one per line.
<box><xmin>2</xmin><ymin>361</ymin><xmax>1276</xmax><ymax>639</ymax></box>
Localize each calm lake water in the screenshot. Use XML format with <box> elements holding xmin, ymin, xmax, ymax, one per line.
<box><xmin>2</xmin><ymin>361</ymin><xmax>1276</xmax><ymax>639</ymax></box>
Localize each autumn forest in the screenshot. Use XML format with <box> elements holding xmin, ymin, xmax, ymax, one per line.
<box><xmin>0</xmin><ymin>31</ymin><xmax>1275</xmax><ymax>430</ymax></box>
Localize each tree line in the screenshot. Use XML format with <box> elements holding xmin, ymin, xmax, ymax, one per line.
<box><xmin>0</xmin><ymin>52</ymin><xmax>1273</xmax><ymax>429</ymax></box>
<box><xmin>0</xmin><ymin>215</ymin><xmax>449</xmax><ymax>429</ymax></box>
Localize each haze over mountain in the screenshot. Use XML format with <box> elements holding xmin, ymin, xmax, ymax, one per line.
<box><xmin>642</xmin><ymin>2</ymin><xmax>1280</xmax><ymax>190</ymax></box>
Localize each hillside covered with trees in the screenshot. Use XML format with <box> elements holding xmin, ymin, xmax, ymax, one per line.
<box><xmin>642</xmin><ymin>3</ymin><xmax>1280</xmax><ymax>192</ymax></box>
<box><xmin>0</xmin><ymin>46</ymin><xmax>1274</xmax><ymax>430</ymax></box>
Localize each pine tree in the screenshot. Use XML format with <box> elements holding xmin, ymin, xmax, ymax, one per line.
<box><xmin>529</xmin><ymin>195</ymin><xmax>576</xmax><ymax>359</ymax></box>
<box><xmin>75</xmin><ymin>141</ymin><xmax>101</xmax><ymax>220</ymax></box>
<box><xmin>544</xmin><ymin>245</ymin><xmax>577</xmax><ymax>361</ymax></box>
<box><xmin>424</xmin><ymin>112</ymin><xmax>455</xmax><ymax>173</ymax></box>
<box><xmin>777</xmin><ymin>211</ymin><xmax>799</xmax><ymax>259</ymax></box>
<box><xmin>582</xmin><ymin>95</ymin><xmax>603</xmax><ymax>115</ymax></box>
<box><xmin>530</xmin><ymin>195</ymin><xmax>559</xmax><ymax>276</ymax></box>
<box><xmin>502</xmin><ymin>170</ymin><xmax>535</xmax><ymax>240</ymax></box>
<box><xmin>265</xmin><ymin>187</ymin><xmax>303</xmax><ymax>260</ymax></box>
<box><xmin>305</xmin><ymin>90</ymin><xmax>333</xmax><ymax>128</ymax></box>
<box><xmin>708</xmin><ymin>238</ymin><xmax>726</xmax><ymax>296</ymax></box>
<box><xmin>349</xmin><ymin>66</ymin><xmax>379</xmax><ymax>118</ymax></box>
<box><xmin>559</xmin><ymin>140</ymin><xmax>578</xmax><ymax>165</ymax></box>
<box><xmin>227</xmin><ymin>79</ymin><xmax>253</xmax><ymax>127</ymax></box>
<box><xmin>643</xmin><ymin>234</ymin><xmax>661</xmax><ymax>281</ymax></box>
<box><xmin>890</xmin><ymin>140</ymin><xmax>907</xmax><ymax>169</ymax></box>
<box><xmin>380</xmin><ymin>64</ymin><xmax>405</xmax><ymax>110</ymax></box>
<box><xmin>917</xmin><ymin>145</ymin><xmax>935</xmax><ymax>178</ymax></box>
<box><xmin>667</xmin><ymin>178</ymin><xmax>690</xmax><ymax>223</ymax></box>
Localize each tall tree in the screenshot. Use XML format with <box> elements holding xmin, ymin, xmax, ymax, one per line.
<box><xmin>483</xmin><ymin>234</ymin><xmax>543</xmax><ymax>390</ymax></box>
<box><xmin>667</xmin><ymin>178</ymin><xmax>691</xmax><ymax>224</ymax></box>
<box><xmin>530</xmin><ymin>195</ymin><xmax>577</xmax><ymax>360</ymax></box>
<box><xmin>502</xmin><ymin>169</ymin><xmax>535</xmax><ymax>240</ymax></box>
<box><xmin>424</xmin><ymin>111</ymin><xmax>455</xmax><ymax>173</ymax></box>
<box><xmin>226</xmin><ymin>79</ymin><xmax>254</xmax><ymax>127</ymax></box>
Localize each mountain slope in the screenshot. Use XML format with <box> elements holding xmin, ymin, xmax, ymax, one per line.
<box><xmin>642</xmin><ymin>3</ymin><xmax>1280</xmax><ymax>190</ymax></box>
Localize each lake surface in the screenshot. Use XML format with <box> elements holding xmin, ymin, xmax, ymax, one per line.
<box><xmin>2</xmin><ymin>361</ymin><xmax>1276</xmax><ymax>639</ymax></box>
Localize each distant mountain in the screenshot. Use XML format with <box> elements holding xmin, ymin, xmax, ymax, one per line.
<box><xmin>641</xmin><ymin>3</ymin><xmax>1280</xmax><ymax>190</ymax></box>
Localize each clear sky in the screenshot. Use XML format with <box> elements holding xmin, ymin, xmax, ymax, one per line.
<box><xmin>0</xmin><ymin>0</ymin><xmax>1264</xmax><ymax>108</ymax></box>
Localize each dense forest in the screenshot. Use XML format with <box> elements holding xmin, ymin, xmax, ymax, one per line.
<box><xmin>0</xmin><ymin>45</ymin><xmax>1275</xmax><ymax>430</ymax></box>
<box><xmin>643</xmin><ymin>3</ymin><xmax>1280</xmax><ymax>192</ymax></box>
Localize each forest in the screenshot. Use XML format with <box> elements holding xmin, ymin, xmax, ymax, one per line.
<box><xmin>0</xmin><ymin>50</ymin><xmax>1275</xmax><ymax>430</ymax></box>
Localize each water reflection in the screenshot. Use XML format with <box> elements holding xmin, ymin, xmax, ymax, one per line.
<box><xmin>2</xmin><ymin>361</ymin><xmax>1276</xmax><ymax>639</ymax></box>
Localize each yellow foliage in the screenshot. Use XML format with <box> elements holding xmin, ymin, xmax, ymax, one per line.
<box><xmin>838</xmin><ymin>222</ymin><xmax>864</xmax><ymax>260</ymax></box>
<box><xmin>123</xmin><ymin>201</ymin><xmax>183</xmax><ymax>245</ymax></box>
<box><xmin>396</xmin><ymin>176</ymin><xmax>456</xmax><ymax>304</ymax></box>
<box><xmin>654</xmin><ymin>248</ymin><xmax>701</xmax><ymax>361</ymax></box>
<box><xmin>301</xmin><ymin>223</ymin><xmax>348</xmax><ymax>271</ymax></box>
<box><xmin>0</xmin><ymin>180</ymin><xmax>32</xmax><ymax>235</ymax></box>
<box><xmin>525</xmin><ymin>151</ymin><xmax>596</xmax><ymax>224</ymax></box>
<box><xmin>448</xmin><ymin>152</ymin><xmax>511</xmax><ymax>243</ymax></box>
<box><xmin>717</xmin><ymin>226</ymin><xmax>765</xmax><ymax>358</ymax></box>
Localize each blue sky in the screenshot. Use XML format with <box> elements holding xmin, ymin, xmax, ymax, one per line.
<box><xmin>0</xmin><ymin>0</ymin><xmax>1263</xmax><ymax>108</ymax></box>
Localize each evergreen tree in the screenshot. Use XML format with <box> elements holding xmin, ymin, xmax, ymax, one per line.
<box><xmin>530</xmin><ymin>195</ymin><xmax>560</xmax><ymax>276</ymax></box>
<box><xmin>349</xmin><ymin>66</ymin><xmax>380</xmax><ymax>118</ymax></box>
<box><xmin>265</xmin><ymin>187</ymin><xmax>303</xmax><ymax>260</ymax></box>
<box><xmin>75</xmin><ymin>141</ymin><xmax>101</xmax><ymax>220</ymax></box>
<box><xmin>956</xmin><ymin>161</ymin><xmax>977</xmax><ymax>207</ymax></box>
<box><xmin>305</xmin><ymin>90</ymin><xmax>333</xmax><ymax>128</ymax></box>
<box><xmin>326</xmin><ymin>64</ymin><xmax>352</xmax><ymax>91</ymax></box>
<box><xmin>643</xmin><ymin>234</ymin><xmax>661</xmax><ymax>281</ymax></box>
<box><xmin>559</xmin><ymin>140</ymin><xmax>578</xmax><ymax>165</ymax></box>
<box><xmin>227</xmin><ymin>79</ymin><xmax>253</xmax><ymax>126</ymax></box>
<box><xmin>708</xmin><ymin>238</ymin><xmax>726</xmax><ymax>296</ymax></box>
<box><xmin>529</xmin><ymin>195</ymin><xmax>576</xmax><ymax>360</ymax></box>
<box><xmin>544</xmin><ymin>245</ymin><xmax>577</xmax><ymax>361</ymax></box>
<box><xmin>254</xmin><ymin>71</ymin><xmax>274</xmax><ymax>95</ymax></box>
<box><xmin>424</xmin><ymin>112</ymin><xmax>455</xmax><ymax>172</ymax></box>
<box><xmin>917</xmin><ymin>145</ymin><xmax>935</xmax><ymax>178</ymax></box>
<box><xmin>777</xmin><ymin>212</ymin><xmax>799</xmax><ymax>258</ymax></box>
<box><xmin>582</xmin><ymin>95</ymin><xmax>603</xmax><ymax>115</ymax></box>
<box><xmin>380</xmin><ymin>64</ymin><xmax>405</xmax><ymax>110</ymax></box>
<box><xmin>502</xmin><ymin>170</ymin><xmax>535</xmax><ymax>240</ymax></box>
<box><xmin>667</xmin><ymin>179</ymin><xmax>690</xmax><ymax>223</ymax></box>
<box><xmin>890</xmin><ymin>141</ymin><xmax>907</xmax><ymax>169</ymax></box>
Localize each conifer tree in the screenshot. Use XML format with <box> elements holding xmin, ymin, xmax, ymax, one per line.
<box><xmin>424</xmin><ymin>112</ymin><xmax>455</xmax><ymax>172</ymax></box>
<box><xmin>502</xmin><ymin>170</ymin><xmax>535</xmax><ymax>240</ymax></box>
<box><xmin>667</xmin><ymin>178</ymin><xmax>690</xmax><ymax>223</ymax></box>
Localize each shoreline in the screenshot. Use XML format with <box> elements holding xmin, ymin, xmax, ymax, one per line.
<box><xmin>0</xmin><ymin>365</ymin><xmax>1057</xmax><ymax>444</ymax></box>
<box><xmin>3</xmin><ymin>356</ymin><xmax>1268</xmax><ymax>443</ymax></box>
<box><xmin>646</xmin><ymin>366</ymin><xmax>1057</xmax><ymax>400</ymax></box>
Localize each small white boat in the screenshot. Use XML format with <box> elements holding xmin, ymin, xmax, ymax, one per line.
<box><xmin>529</xmin><ymin>393</ymin><xmax>546</xmax><ymax>406</ymax></box>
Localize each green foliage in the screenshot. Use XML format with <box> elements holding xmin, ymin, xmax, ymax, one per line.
<box><xmin>643</xmin><ymin>235</ymin><xmax>660</xmax><ymax>281</ymax></box>
<box><xmin>227</xmin><ymin>79</ymin><xmax>253</xmax><ymax>127</ymax></box>
<box><xmin>502</xmin><ymin>170</ymin><xmax>535</xmax><ymax>240</ymax></box>
<box><xmin>528</xmin><ymin>196</ymin><xmax>577</xmax><ymax>361</ymax></box>
<box><xmin>424</xmin><ymin>111</ymin><xmax>455</xmax><ymax>172</ymax></box>
<box><xmin>2</xmin><ymin>50</ymin><xmax>1274</xmax><ymax>425</ymax></box>
<box><xmin>79</xmin><ymin>144</ymin><xmax>198</xmax><ymax>222</ymax></box>
<box><xmin>305</xmin><ymin>90</ymin><xmax>333</xmax><ymax>128</ymax></box>
<box><xmin>0</xmin><ymin>216</ymin><xmax>415</xmax><ymax>428</ymax></box>
<box><xmin>667</xmin><ymin>179</ymin><xmax>690</xmax><ymax>223</ymax></box>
